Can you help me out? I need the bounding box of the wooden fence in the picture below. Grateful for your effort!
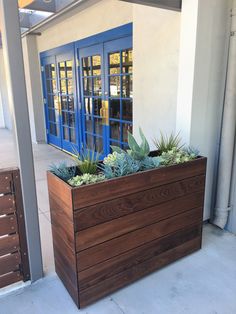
[0,168,30,289]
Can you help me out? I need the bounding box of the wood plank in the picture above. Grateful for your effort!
[0,173,12,194]
[77,207,202,270]
[79,237,201,307]
[78,224,201,290]
[50,198,75,252]
[0,271,22,289]
[74,175,205,231]
[0,195,15,216]
[0,252,21,276]
[75,190,204,251]
[0,215,17,236]
[73,157,207,209]
[12,171,30,282]
[0,234,19,257]
[47,172,73,218]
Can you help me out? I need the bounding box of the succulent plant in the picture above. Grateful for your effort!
[127,128,150,161]
[153,132,183,153]
[49,161,76,181]
[160,147,198,166]
[72,145,100,174]
[68,173,105,186]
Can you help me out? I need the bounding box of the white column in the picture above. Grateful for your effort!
[0,87,5,128]
[0,0,43,281]
[22,35,46,144]
[176,0,231,220]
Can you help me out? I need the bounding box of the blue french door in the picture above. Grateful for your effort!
[79,36,133,156]
[41,49,80,153]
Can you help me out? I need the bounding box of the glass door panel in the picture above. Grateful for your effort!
[79,44,107,157]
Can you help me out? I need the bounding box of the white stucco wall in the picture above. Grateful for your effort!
[133,4,180,146]
[37,0,133,52]
[0,88,5,128]
[177,0,231,220]
[0,49,12,130]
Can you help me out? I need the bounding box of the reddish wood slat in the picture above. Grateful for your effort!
[74,175,205,231]
[0,234,20,257]
[0,195,15,216]
[78,224,201,290]
[79,237,201,307]
[0,271,22,289]
[77,207,202,271]
[76,191,204,251]
[0,215,17,236]
[73,158,207,209]
[0,252,21,276]
[0,173,12,194]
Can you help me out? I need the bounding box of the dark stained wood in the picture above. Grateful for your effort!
[0,214,17,236]
[75,191,204,251]
[0,271,22,289]
[77,207,202,270]
[0,234,19,257]
[79,237,201,307]
[12,170,30,282]
[73,157,207,209]
[0,195,15,216]
[47,156,207,308]
[75,175,205,231]
[0,252,21,276]
[0,172,12,194]
[78,224,201,290]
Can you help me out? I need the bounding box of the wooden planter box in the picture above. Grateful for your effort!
[47,157,207,308]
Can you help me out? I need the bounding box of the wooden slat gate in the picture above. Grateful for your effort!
[0,168,30,288]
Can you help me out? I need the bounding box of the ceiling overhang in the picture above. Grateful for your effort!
[120,0,182,11]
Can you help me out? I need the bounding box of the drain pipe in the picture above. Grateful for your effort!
[213,0,236,229]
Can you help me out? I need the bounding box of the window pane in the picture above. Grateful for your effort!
[110,121,120,140]
[122,75,133,98]
[66,60,73,78]
[82,57,91,76]
[93,77,102,96]
[60,79,66,94]
[94,118,103,136]
[109,52,120,75]
[110,76,121,97]
[85,116,93,133]
[68,96,74,111]
[69,113,75,128]
[83,77,92,96]
[63,127,69,141]
[61,96,67,110]
[94,98,102,116]
[62,111,68,126]
[122,123,132,143]
[110,99,120,119]
[122,50,133,74]
[45,64,55,79]
[49,123,57,136]
[70,128,76,143]
[122,99,132,121]
[95,136,103,153]
[47,95,54,108]
[52,79,57,94]
[84,98,93,115]
[67,79,73,94]
[48,109,55,122]
[59,62,66,78]
[53,95,59,110]
[46,80,52,94]
[92,55,101,76]
[86,133,94,150]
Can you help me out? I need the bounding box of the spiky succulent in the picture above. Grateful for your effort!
[72,145,100,174]
[153,132,183,153]
[49,161,76,181]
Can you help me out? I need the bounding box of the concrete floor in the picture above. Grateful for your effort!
[0,129,236,314]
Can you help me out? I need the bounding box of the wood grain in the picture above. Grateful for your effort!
[0,234,19,257]
[0,271,22,289]
[73,158,207,209]
[77,207,202,270]
[75,191,204,251]
[79,237,201,307]
[0,172,12,194]
[0,252,21,276]
[0,214,18,236]
[74,175,205,231]
[0,195,15,216]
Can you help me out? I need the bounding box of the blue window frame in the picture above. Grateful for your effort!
[40,23,132,156]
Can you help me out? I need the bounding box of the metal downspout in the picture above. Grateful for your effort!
[213,0,236,229]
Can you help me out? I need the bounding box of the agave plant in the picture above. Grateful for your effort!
[72,145,100,174]
[49,161,76,181]
[153,131,183,153]
[127,127,150,161]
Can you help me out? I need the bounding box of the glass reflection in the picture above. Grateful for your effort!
[63,127,69,141]
[110,121,120,140]
[85,116,93,133]
[68,96,74,111]
[110,99,120,119]
[82,57,91,76]
[61,96,67,110]
[84,98,93,115]
[122,50,133,74]
[69,113,75,128]
[93,77,102,96]
[110,76,121,97]
[67,79,73,94]
[109,52,120,75]
[122,99,132,121]
[94,118,103,135]
[62,111,68,126]
[122,75,133,98]
[83,78,92,96]
[94,99,102,116]
[60,79,66,94]
[66,60,73,78]
[70,128,76,143]
[122,123,133,143]
[86,133,94,150]
[92,55,101,76]
[59,62,66,78]
[95,136,103,152]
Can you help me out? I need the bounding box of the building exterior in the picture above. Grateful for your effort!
[0,0,236,238]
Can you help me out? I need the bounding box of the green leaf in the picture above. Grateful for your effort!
[139,127,150,155]
[128,131,140,153]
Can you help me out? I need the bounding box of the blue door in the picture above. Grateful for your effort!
[78,36,133,157]
[41,48,80,153]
